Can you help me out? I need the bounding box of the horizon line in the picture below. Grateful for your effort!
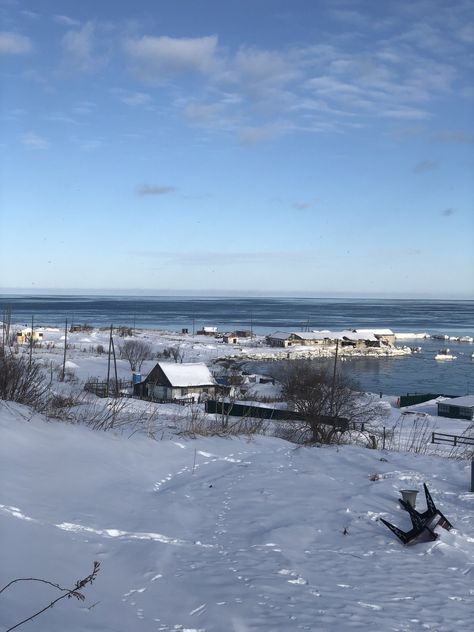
[0,288,472,301]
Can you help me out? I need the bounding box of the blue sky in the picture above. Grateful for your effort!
[0,0,473,298]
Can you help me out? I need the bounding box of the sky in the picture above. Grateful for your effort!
[0,0,473,298]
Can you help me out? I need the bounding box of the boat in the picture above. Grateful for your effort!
[435,348,456,361]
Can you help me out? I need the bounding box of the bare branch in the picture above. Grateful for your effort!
[1,561,100,632]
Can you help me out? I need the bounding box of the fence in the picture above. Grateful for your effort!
[84,379,132,398]
[399,393,458,407]
[204,400,364,431]
[432,432,474,492]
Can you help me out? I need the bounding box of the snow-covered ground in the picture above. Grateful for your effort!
[1,399,474,632]
[1,326,473,631]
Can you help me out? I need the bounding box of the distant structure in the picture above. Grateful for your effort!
[265,329,390,349]
[223,330,253,344]
[437,396,474,421]
[197,326,218,336]
[16,328,44,344]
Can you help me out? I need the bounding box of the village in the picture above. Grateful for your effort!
[7,321,474,425]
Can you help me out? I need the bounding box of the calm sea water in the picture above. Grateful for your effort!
[1,295,473,396]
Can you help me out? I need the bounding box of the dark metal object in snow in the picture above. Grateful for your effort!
[380,483,452,545]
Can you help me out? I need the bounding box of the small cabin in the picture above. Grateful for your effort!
[16,329,44,344]
[144,362,217,401]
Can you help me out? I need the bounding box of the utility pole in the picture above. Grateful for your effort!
[329,338,339,417]
[28,315,34,369]
[106,324,113,397]
[111,331,118,396]
[61,318,68,381]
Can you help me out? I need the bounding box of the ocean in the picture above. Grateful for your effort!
[1,295,473,396]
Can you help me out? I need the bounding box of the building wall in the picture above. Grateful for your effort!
[438,403,474,421]
[147,384,216,400]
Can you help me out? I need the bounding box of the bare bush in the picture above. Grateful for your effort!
[280,361,387,444]
[164,345,184,363]
[46,392,83,420]
[118,326,133,337]
[119,339,153,372]
[384,413,433,454]
[178,405,267,438]
[83,399,128,431]
[0,354,49,411]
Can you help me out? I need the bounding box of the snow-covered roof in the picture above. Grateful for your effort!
[292,332,327,340]
[267,330,379,342]
[157,362,216,387]
[355,328,394,336]
[309,330,378,342]
[440,395,474,408]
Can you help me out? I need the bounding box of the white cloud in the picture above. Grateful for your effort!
[73,101,95,115]
[54,15,81,27]
[21,133,49,149]
[238,125,283,146]
[233,48,300,93]
[125,35,219,80]
[20,10,39,20]
[0,31,33,55]
[61,22,106,72]
[184,101,225,124]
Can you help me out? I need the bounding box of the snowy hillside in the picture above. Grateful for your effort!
[1,402,473,632]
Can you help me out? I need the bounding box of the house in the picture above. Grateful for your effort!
[437,395,474,421]
[223,330,252,344]
[16,328,44,344]
[354,328,396,346]
[197,326,218,336]
[266,331,293,347]
[266,330,380,349]
[144,362,217,401]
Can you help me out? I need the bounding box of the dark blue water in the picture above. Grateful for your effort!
[1,295,473,395]
[1,295,472,336]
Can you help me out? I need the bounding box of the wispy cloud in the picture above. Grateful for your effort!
[431,130,474,144]
[73,101,95,115]
[54,15,81,27]
[184,101,225,124]
[21,132,49,149]
[0,31,33,55]
[120,6,471,141]
[61,22,107,72]
[20,10,38,20]
[414,159,438,173]
[125,35,219,81]
[238,126,281,146]
[137,185,177,196]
